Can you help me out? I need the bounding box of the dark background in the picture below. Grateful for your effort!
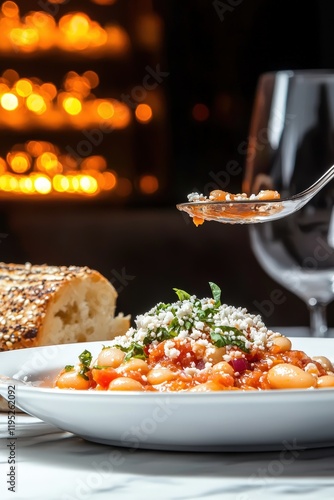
[1,0,334,331]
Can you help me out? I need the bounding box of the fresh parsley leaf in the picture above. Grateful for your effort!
[209,282,221,306]
[78,366,90,380]
[64,365,74,372]
[157,327,178,341]
[197,308,212,321]
[173,288,191,301]
[169,317,179,329]
[77,349,93,380]
[78,349,92,367]
[115,342,147,361]
[143,335,153,346]
[210,326,250,353]
[156,302,169,311]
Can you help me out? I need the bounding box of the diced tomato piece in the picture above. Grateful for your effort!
[211,372,235,388]
[149,339,198,369]
[123,371,147,384]
[148,341,167,364]
[91,368,118,388]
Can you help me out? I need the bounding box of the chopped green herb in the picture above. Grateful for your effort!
[173,288,191,301]
[184,320,192,330]
[78,349,93,380]
[156,302,169,311]
[79,349,92,367]
[64,365,74,372]
[210,326,250,353]
[158,327,178,341]
[108,283,252,361]
[115,342,147,361]
[78,366,90,380]
[209,282,221,306]
[142,325,178,347]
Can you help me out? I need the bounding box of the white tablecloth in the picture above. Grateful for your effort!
[1,328,334,500]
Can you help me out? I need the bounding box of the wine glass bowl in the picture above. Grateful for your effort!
[245,70,334,337]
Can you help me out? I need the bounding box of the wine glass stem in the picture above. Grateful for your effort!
[308,300,328,337]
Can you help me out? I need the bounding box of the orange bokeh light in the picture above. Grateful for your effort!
[2,69,19,83]
[63,96,82,115]
[0,92,18,110]
[83,71,99,89]
[139,175,159,194]
[0,158,7,175]
[40,83,57,100]
[0,71,131,131]
[7,152,31,173]
[102,171,117,190]
[2,1,18,18]
[97,101,114,119]
[34,175,52,194]
[135,104,153,124]
[26,93,46,114]
[36,152,62,175]
[15,78,33,97]
[0,4,130,56]
[79,175,99,194]
[81,156,107,171]
[0,141,120,198]
[26,141,51,157]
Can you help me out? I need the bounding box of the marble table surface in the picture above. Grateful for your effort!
[1,328,334,500]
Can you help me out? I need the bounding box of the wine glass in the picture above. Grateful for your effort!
[244,70,334,337]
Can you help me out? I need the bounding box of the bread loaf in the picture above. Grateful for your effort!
[0,262,130,352]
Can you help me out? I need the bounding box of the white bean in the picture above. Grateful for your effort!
[97,347,125,368]
[212,361,234,376]
[205,347,227,364]
[117,358,149,375]
[147,368,177,385]
[267,363,316,389]
[189,381,224,392]
[271,336,292,352]
[317,375,334,388]
[108,377,144,391]
[312,356,334,372]
[56,370,91,390]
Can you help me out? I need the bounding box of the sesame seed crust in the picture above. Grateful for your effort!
[0,262,95,352]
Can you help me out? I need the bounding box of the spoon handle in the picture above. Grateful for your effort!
[292,164,334,200]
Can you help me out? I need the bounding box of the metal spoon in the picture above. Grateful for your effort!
[176,165,334,225]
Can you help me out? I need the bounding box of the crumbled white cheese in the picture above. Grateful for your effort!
[195,321,205,330]
[109,289,281,355]
[164,340,180,359]
[187,192,206,202]
[190,329,202,340]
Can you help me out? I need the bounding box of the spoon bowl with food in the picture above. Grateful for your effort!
[177,163,334,225]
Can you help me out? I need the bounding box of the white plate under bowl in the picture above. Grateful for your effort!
[0,338,334,452]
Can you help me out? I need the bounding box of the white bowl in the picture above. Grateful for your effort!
[1,337,334,451]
